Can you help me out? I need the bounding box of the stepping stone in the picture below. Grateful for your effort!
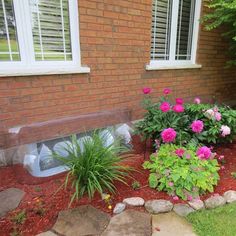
[145,200,173,214]
[152,212,197,236]
[0,188,25,218]
[52,205,110,236]
[37,231,57,236]
[101,210,151,236]
[204,195,226,209]
[173,204,195,217]
[123,197,145,206]
[113,203,126,214]
[188,199,205,210]
[223,190,236,203]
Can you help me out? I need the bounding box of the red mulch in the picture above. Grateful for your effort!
[0,143,236,236]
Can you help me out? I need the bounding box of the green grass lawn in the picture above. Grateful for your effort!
[187,202,236,236]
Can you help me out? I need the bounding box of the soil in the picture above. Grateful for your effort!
[0,141,236,236]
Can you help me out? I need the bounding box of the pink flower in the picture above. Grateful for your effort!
[160,102,171,112]
[220,166,225,170]
[218,155,224,161]
[205,109,215,119]
[187,195,193,201]
[194,97,201,104]
[196,146,212,160]
[142,87,151,94]
[175,98,184,105]
[161,128,177,143]
[191,120,204,133]
[173,196,179,201]
[220,125,231,137]
[169,182,174,187]
[215,112,222,121]
[163,88,171,95]
[185,154,191,160]
[175,148,185,157]
[173,104,184,113]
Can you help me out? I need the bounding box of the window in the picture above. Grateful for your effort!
[0,0,89,76]
[147,0,202,70]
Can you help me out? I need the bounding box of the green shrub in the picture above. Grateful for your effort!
[185,104,236,144]
[131,180,141,190]
[143,144,220,200]
[53,131,131,204]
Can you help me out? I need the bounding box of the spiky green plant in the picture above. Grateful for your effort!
[53,131,131,205]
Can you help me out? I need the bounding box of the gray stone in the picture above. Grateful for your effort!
[188,199,205,210]
[0,150,6,166]
[36,231,57,236]
[204,195,226,209]
[52,205,110,236]
[101,210,151,236]
[0,188,25,217]
[173,204,195,217]
[223,190,236,203]
[152,212,197,236]
[123,197,145,206]
[113,203,126,214]
[145,200,173,214]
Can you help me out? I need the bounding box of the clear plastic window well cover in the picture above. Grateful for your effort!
[20,124,133,178]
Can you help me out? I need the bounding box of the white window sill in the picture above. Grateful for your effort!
[0,66,90,77]
[146,64,202,71]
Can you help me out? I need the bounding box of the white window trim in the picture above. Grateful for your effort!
[0,0,90,77]
[146,0,202,71]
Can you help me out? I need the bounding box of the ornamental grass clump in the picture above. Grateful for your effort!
[53,131,131,205]
[143,144,220,200]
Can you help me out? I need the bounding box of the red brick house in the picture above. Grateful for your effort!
[0,0,236,165]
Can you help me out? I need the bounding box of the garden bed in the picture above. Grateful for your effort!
[0,141,236,236]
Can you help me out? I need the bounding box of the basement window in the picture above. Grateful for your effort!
[0,0,90,76]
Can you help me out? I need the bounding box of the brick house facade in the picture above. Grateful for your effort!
[0,0,236,152]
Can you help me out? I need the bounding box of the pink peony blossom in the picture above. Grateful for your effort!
[191,120,204,133]
[194,97,201,104]
[220,125,231,137]
[160,102,171,112]
[175,148,185,157]
[142,87,151,94]
[169,182,174,187]
[161,128,177,143]
[196,146,212,160]
[187,195,193,201]
[176,98,184,105]
[173,196,179,201]
[163,88,171,95]
[205,109,215,119]
[173,104,184,113]
[215,112,222,121]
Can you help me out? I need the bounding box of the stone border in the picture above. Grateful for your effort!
[114,190,236,216]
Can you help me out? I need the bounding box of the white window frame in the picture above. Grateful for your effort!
[146,0,202,71]
[0,0,90,77]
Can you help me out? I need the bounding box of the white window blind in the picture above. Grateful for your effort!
[0,0,20,61]
[150,0,201,67]
[0,0,89,76]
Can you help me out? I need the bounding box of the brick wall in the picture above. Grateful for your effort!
[0,0,236,142]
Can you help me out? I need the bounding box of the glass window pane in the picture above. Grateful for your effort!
[0,0,20,61]
[175,0,196,60]
[29,0,72,61]
[151,0,172,60]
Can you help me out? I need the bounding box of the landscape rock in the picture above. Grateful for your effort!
[123,197,145,206]
[113,203,126,214]
[0,188,25,218]
[37,231,57,236]
[204,195,226,209]
[188,199,205,210]
[152,212,197,236]
[145,200,173,214]
[101,210,151,236]
[173,204,195,217]
[52,205,110,236]
[223,190,236,203]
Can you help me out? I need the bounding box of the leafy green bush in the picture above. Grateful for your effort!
[202,0,236,66]
[143,144,220,200]
[185,104,236,144]
[54,131,131,204]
